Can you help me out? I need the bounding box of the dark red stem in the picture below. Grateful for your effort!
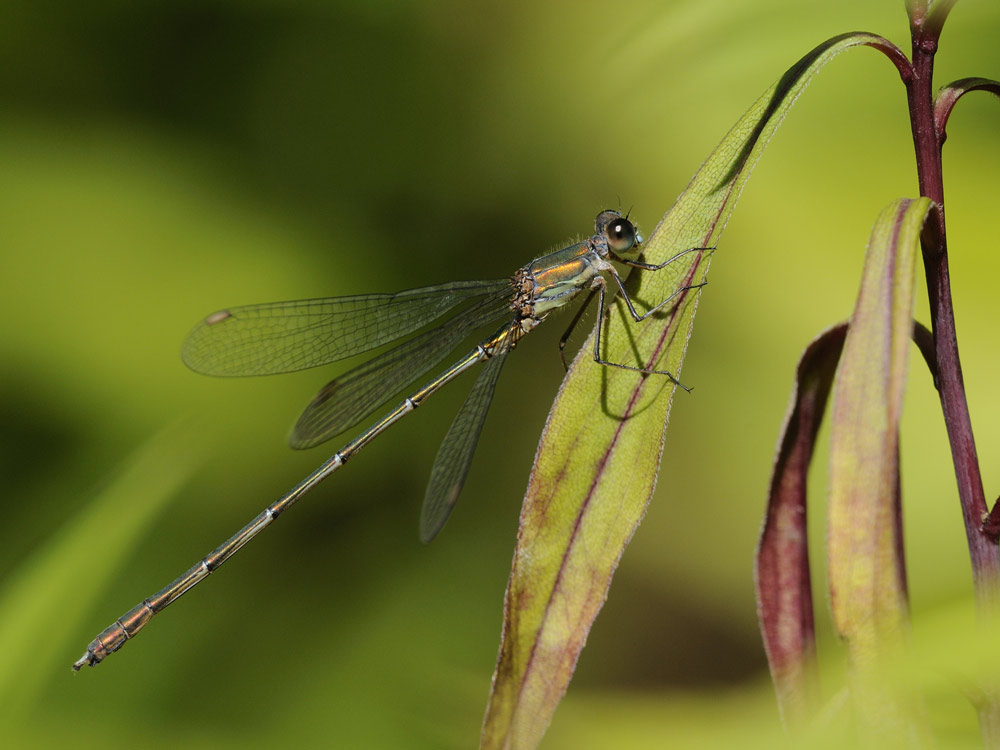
[906,21,1000,606]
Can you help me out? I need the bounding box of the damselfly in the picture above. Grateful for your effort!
[73,209,704,670]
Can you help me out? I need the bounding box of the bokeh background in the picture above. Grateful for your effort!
[2,1,997,747]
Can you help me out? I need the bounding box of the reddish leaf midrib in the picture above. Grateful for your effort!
[502,251,705,743]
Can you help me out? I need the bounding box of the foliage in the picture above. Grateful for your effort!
[1,2,997,749]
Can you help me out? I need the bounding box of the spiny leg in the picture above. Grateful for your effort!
[607,267,708,324]
[606,245,711,323]
[590,278,692,391]
[558,288,597,371]
[613,245,715,272]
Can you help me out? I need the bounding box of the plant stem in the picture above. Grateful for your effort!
[907,6,1000,610]
[905,15,1000,744]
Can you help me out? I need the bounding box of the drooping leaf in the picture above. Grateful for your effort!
[756,323,847,728]
[482,32,909,750]
[827,197,933,744]
[933,77,1000,142]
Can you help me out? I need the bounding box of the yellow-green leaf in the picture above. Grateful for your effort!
[827,197,934,743]
[482,32,906,750]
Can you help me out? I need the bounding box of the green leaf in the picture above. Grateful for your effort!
[827,197,934,743]
[755,320,939,732]
[481,32,906,750]
[0,422,204,724]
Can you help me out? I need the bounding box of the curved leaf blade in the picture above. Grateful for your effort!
[827,197,933,743]
[933,77,1000,142]
[756,323,847,728]
[482,32,905,750]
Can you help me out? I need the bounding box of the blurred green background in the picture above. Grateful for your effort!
[1,1,997,747]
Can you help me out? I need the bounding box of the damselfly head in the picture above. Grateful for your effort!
[601,213,639,256]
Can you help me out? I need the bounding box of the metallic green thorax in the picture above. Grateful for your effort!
[525,241,605,318]
[515,208,643,328]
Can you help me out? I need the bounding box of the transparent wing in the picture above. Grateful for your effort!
[181,279,513,376]
[290,290,514,448]
[419,324,515,543]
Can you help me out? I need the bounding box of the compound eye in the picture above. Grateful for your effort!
[606,218,637,254]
